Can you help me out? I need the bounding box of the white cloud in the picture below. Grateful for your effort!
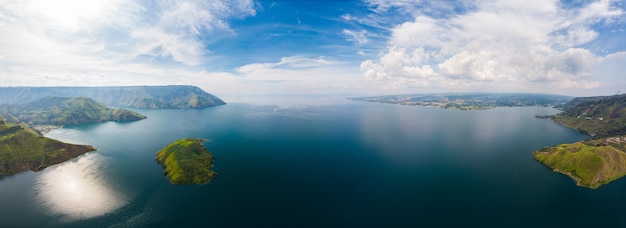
[438,50,498,80]
[360,46,434,80]
[360,0,624,94]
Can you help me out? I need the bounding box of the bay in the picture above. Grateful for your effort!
[2,98,624,227]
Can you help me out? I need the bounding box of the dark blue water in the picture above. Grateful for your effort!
[3,99,623,227]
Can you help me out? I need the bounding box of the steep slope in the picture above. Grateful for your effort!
[552,94,626,137]
[0,117,96,178]
[14,96,146,126]
[0,85,226,109]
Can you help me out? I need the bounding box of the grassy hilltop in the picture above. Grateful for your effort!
[156,138,217,185]
[534,137,626,189]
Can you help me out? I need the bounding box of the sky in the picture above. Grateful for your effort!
[0,0,625,97]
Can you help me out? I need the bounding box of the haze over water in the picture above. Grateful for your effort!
[4,98,624,227]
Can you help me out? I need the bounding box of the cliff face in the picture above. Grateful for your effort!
[0,85,226,109]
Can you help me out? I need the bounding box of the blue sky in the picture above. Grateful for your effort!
[0,0,625,96]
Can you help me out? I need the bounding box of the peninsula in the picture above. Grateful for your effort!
[534,94,626,189]
[534,137,626,189]
[156,138,217,185]
[0,116,96,178]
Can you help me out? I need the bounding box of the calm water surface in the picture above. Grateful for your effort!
[3,99,623,227]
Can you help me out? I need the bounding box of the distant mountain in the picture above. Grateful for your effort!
[552,94,626,138]
[0,117,96,178]
[5,96,146,126]
[0,85,226,109]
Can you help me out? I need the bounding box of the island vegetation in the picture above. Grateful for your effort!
[350,93,572,110]
[0,116,96,178]
[535,94,626,189]
[156,138,217,185]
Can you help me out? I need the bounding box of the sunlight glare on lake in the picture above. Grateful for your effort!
[34,153,127,222]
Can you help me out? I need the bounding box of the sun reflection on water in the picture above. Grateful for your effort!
[34,153,127,222]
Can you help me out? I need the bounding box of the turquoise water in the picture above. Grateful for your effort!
[3,99,621,227]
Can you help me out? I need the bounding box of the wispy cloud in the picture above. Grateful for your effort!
[233,56,364,95]
[237,56,336,74]
[341,29,369,45]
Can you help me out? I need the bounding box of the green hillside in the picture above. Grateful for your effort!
[0,116,96,178]
[552,94,626,138]
[12,96,146,126]
[156,138,217,185]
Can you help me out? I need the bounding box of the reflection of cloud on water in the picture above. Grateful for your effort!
[34,153,127,222]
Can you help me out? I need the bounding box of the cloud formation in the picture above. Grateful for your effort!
[1,0,624,97]
[0,0,256,86]
[360,0,625,94]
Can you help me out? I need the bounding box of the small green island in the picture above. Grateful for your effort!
[534,94,626,189]
[156,138,217,185]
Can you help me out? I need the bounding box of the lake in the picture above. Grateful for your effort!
[3,98,624,227]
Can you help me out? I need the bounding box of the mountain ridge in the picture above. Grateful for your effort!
[0,85,226,109]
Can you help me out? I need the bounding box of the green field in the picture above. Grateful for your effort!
[156,138,217,185]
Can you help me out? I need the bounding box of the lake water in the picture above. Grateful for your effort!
[3,98,625,227]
